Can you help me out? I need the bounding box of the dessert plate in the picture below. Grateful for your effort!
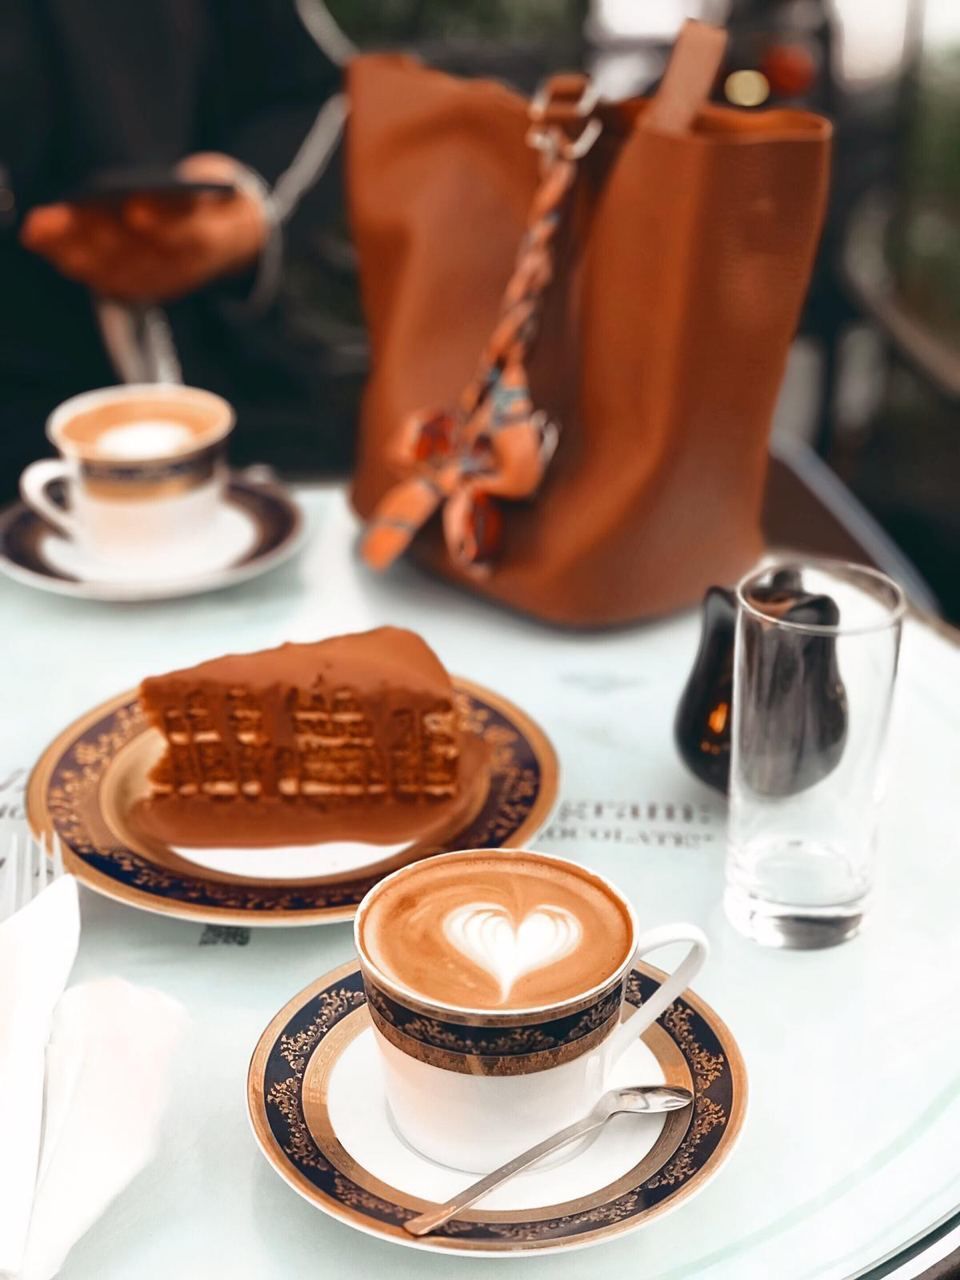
[0,473,304,601]
[247,958,747,1256]
[27,679,557,926]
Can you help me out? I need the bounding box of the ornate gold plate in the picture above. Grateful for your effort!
[247,959,747,1256]
[26,678,557,926]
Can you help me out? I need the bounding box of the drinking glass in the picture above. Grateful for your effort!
[725,559,904,948]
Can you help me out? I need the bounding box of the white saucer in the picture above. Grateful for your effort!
[330,1025,670,1208]
[42,503,257,585]
[0,474,304,601]
[248,960,748,1256]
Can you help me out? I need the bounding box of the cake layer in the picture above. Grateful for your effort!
[137,627,481,847]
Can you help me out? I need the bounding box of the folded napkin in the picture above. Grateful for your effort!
[0,876,80,1278]
[18,977,186,1280]
[0,877,186,1280]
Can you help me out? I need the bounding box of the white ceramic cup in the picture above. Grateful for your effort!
[20,384,235,566]
[355,849,708,1172]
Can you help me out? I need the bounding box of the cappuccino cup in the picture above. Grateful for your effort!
[20,384,234,566]
[355,848,708,1172]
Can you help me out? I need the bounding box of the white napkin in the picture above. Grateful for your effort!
[0,876,80,1278]
[18,977,186,1280]
[0,877,186,1280]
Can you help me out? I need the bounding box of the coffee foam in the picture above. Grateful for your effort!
[443,901,582,1003]
[94,420,196,459]
[55,393,226,460]
[360,852,634,1011]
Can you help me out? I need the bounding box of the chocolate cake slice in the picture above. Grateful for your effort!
[136,627,485,847]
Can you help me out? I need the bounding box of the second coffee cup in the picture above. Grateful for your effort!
[355,848,708,1172]
[19,383,235,567]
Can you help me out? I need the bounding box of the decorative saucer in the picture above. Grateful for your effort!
[0,473,304,601]
[247,958,747,1256]
[26,679,557,926]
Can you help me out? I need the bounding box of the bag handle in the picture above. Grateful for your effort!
[527,74,602,162]
[643,19,728,135]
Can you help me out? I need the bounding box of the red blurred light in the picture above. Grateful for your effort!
[761,44,817,97]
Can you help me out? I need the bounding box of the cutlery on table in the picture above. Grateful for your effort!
[403,1083,694,1237]
[0,826,64,924]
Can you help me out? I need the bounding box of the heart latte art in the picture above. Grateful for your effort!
[443,903,583,1001]
[359,851,634,1010]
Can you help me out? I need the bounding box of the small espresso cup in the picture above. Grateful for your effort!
[20,384,235,565]
[355,848,708,1172]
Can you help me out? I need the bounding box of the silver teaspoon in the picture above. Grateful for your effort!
[403,1083,693,1237]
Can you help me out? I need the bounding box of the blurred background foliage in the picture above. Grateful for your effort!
[894,43,960,347]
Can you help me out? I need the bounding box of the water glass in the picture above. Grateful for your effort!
[725,559,904,948]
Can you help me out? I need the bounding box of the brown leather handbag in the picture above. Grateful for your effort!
[348,22,831,627]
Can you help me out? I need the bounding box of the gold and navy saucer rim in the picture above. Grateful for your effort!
[247,957,748,1254]
[26,677,558,927]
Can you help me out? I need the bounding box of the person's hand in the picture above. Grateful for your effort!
[20,153,269,303]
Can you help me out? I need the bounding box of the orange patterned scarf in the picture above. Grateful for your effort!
[361,76,599,575]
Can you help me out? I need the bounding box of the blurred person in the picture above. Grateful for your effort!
[0,0,353,500]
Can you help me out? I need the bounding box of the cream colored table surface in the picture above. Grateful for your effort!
[1,488,958,1280]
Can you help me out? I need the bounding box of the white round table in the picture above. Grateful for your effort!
[2,487,958,1280]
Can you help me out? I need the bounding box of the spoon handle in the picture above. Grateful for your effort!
[403,1110,608,1237]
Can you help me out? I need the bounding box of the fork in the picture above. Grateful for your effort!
[0,826,65,924]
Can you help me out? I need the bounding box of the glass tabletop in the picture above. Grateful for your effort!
[1,488,957,1279]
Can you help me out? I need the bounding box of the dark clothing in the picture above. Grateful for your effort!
[0,0,353,498]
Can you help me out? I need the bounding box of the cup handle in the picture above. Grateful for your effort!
[606,923,709,1063]
[20,459,77,539]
